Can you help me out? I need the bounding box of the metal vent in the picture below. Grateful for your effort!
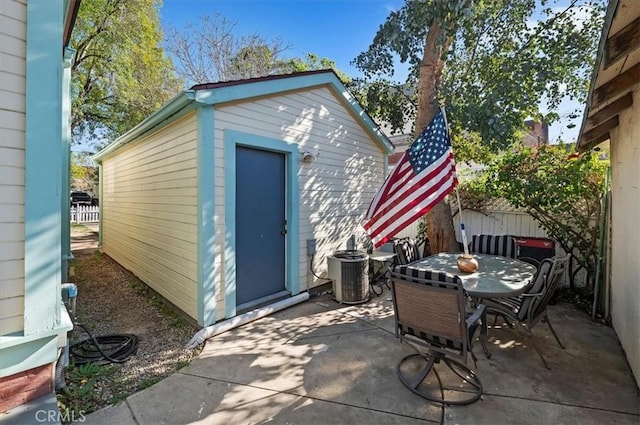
[327,250,369,304]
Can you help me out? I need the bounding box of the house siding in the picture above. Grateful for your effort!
[213,87,386,319]
[101,112,199,319]
[0,0,27,336]
[609,89,640,382]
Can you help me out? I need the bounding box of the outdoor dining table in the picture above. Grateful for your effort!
[396,252,537,298]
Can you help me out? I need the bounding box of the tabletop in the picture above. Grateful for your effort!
[369,251,397,262]
[398,252,537,298]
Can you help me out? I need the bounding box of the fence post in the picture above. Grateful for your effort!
[69,205,99,223]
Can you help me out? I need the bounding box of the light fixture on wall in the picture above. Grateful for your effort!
[300,150,315,162]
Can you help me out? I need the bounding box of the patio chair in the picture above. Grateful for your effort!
[390,269,491,405]
[482,255,570,369]
[470,234,518,258]
[391,236,429,266]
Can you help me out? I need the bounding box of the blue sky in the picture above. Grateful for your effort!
[160,0,406,80]
[158,0,584,143]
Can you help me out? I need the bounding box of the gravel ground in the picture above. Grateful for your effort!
[63,225,201,412]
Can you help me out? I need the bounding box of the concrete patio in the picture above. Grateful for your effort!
[83,290,639,424]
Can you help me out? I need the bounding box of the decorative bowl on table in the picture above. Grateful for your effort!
[457,254,479,273]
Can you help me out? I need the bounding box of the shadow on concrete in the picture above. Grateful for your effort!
[80,289,639,425]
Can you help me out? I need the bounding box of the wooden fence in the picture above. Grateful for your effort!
[394,209,549,241]
[70,206,99,223]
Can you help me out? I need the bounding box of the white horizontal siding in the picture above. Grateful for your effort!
[0,0,26,335]
[214,86,386,312]
[101,112,199,319]
[0,316,23,336]
[0,51,26,76]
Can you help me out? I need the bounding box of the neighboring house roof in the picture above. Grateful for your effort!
[94,69,394,161]
[577,0,640,151]
[523,119,549,146]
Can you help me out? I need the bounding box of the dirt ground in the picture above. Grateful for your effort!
[63,224,201,413]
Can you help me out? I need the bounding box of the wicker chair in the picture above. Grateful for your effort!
[390,269,490,405]
[470,234,518,258]
[483,255,570,368]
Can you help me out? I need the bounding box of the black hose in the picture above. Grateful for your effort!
[310,254,332,284]
[70,323,139,365]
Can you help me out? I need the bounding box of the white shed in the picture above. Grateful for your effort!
[93,70,393,326]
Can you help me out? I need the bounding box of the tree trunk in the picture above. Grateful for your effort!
[417,22,459,253]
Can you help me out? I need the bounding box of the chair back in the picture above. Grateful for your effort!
[392,237,421,265]
[391,270,469,360]
[470,234,518,258]
[530,255,569,320]
[518,255,570,322]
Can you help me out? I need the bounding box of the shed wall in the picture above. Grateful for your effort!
[101,112,199,319]
[610,89,640,383]
[213,87,386,318]
[0,0,26,335]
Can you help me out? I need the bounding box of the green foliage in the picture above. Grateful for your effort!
[468,144,608,288]
[285,53,352,83]
[57,363,116,423]
[71,152,98,191]
[71,0,182,149]
[352,0,605,151]
[137,376,163,390]
[70,161,87,183]
[347,78,416,136]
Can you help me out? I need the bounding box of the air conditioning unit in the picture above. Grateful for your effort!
[327,250,370,304]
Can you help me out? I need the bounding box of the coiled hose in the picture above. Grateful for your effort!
[70,323,139,365]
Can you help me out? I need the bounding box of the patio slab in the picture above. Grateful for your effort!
[445,393,640,425]
[476,303,639,413]
[83,292,639,425]
[190,299,441,420]
[108,372,436,425]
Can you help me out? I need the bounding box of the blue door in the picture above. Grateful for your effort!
[235,146,286,306]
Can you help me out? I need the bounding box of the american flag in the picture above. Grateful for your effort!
[364,110,457,248]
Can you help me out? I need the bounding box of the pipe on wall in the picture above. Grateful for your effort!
[186,292,310,349]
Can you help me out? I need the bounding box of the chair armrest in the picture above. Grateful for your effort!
[518,256,541,267]
[521,291,544,298]
[466,304,487,328]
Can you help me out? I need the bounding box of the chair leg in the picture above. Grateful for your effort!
[479,333,491,359]
[470,349,478,368]
[530,336,551,370]
[408,354,436,390]
[491,312,514,328]
[480,317,491,359]
[544,314,565,349]
[525,324,560,370]
[396,353,483,405]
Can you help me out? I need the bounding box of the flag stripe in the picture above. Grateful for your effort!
[371,177,456,246]
[366,163,456,239]
[366,153,411,218]
[384,163,417,202]
[364,150,454,228]
[364,110,457,248]
[367,167,455,238]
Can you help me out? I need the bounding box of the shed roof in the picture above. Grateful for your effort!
[94,69,394,162]
[577,0,640,151]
